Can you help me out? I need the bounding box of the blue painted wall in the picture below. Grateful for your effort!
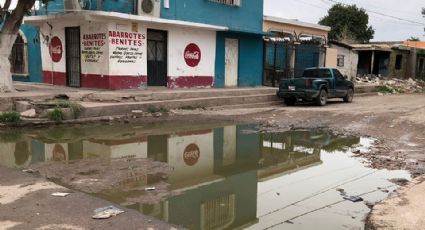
[161,0,263,34]
[12,24,43,83]
[38,0,134,15]
[215,32,263,88]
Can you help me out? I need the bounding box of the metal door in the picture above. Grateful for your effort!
[225,38,239,87]
[65,27,81,87]
[147,29,167,86]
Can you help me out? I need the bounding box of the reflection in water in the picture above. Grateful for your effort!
[0,124,407,230]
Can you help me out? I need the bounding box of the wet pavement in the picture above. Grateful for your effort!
[0,122,410,229]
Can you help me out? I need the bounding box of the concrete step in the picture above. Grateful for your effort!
[80,93,279,118]
[84,87,278,102]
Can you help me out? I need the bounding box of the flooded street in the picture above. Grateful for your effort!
[0,122,410,229]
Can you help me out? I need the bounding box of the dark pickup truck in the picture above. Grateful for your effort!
[277,68,354,106]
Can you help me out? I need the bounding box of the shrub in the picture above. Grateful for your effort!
[48,108,64,122]
[147,105,169,113]
[56,100,83,119]
[0,112,21,123]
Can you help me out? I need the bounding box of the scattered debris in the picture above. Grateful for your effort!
[92,206,124,219]
[144,187,156,191]
[343,196,364,203]
[389,178,410,186]
[356,75,425,94]
[22,169,36,174]
[51,192,71,197]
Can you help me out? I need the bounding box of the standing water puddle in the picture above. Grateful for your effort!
[0,123,410,229]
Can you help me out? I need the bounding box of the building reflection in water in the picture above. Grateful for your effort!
[0,124,360,230]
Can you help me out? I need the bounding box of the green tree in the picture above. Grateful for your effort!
[408,37,420,41]
[319,4,375,43]
[0,0,37,92]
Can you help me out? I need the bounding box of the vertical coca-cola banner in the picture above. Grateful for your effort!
[49,36,63,63]
[184,43,201,67]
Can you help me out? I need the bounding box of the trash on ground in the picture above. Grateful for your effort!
[51,192,71,197]
[92,205,124,219]
[22,169,36,173]
[144,187,156,191]
[343,195,364,203]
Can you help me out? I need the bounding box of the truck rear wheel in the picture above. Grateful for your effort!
[284,97,296,106]
[315,89,327,106]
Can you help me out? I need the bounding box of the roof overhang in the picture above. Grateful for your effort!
[263,16,331,32]
[24,11,228,31]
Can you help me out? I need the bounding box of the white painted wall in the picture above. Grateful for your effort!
[167,131,214,184]
[107,22,147,76]
[39,21,79,73]
[167,26,216,78]
[82,140,148,159]
[80,23,109,76]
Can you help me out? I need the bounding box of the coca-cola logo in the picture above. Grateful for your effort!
[184,43,201,67]
[49,36,63,63]
[183,143,200,166]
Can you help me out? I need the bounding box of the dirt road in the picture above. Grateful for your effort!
[202,93,425,229]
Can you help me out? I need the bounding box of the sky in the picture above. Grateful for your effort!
[2,0,424,41]
[264,0,425,41]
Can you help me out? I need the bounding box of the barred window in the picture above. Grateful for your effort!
[337,55,345,67]
[209,0,241,6]
[9,34,28,75]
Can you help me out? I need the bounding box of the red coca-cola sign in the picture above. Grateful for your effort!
[183,143,200,166]
[184,43,201,67]
[49,36,63,63]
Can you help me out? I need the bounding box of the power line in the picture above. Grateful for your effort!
[321,0,425,26]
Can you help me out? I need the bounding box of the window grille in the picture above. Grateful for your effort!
[9,34,28,75]
[209,0,241,6]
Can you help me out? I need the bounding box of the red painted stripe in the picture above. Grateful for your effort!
[167,76,214,88]
[81,74,110,89]
[42,71,66,86]
[41,72,213,89]
[109,75,147,90]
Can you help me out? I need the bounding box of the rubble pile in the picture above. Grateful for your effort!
[355,75,425,94]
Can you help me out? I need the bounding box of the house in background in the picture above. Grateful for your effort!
[262,16,330,86]
[351,41,425,80]
[19,0,264,90]
[402,41,425,80]
[326,40,358,80]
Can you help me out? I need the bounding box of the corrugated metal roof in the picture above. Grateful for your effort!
[263,16,331,32]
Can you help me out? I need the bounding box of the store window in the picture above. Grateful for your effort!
[9,33,28,75]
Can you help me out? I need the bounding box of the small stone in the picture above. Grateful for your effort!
[131,110,144,114]
[20,109,36,118]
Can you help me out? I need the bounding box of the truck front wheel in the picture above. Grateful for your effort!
[343,88,354,103]
[315,89,328,106]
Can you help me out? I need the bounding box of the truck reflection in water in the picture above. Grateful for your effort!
[0,124,360,230]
